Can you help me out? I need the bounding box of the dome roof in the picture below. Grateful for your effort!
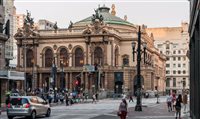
[74,6,133,26]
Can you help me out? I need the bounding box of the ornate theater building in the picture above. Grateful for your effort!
[15,5,166,97]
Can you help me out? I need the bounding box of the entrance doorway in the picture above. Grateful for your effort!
[115,81,123,94]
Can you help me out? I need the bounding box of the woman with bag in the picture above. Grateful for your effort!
[118,99,128,119]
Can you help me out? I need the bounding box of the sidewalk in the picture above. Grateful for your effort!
[111,102,190,119]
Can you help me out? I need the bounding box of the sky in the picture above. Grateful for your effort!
[14,0,190,28]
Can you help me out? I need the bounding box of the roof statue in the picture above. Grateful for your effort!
[68,21,73,29]
[53,21,58,30]
[111,4,116,16]
[92,9,104,23]
[24,10,34,27]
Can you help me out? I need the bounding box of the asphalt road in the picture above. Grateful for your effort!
[0,97,190,119]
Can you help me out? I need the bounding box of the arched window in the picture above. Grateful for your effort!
[45,49,53,67]
[26,49,33,67]
[75,48,84,67]
[60,48,69,67]
[114,48,119,66]
[122,55,129,66]
[94,47,103,66]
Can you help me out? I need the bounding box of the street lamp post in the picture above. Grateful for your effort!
[52,57,57,102]
[132,26,147,111]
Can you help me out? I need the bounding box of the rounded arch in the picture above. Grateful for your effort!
[26,49,34,67]
[72,46,84,67]
[57,46,69,67]
[114,46,119,66]
[44,48,53,67]
[94,46,104,66]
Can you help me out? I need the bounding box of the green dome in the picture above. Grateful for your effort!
[75,6,133,26]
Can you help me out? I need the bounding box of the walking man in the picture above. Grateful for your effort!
[166,93,172,112]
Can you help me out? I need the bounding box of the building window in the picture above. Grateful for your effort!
[173,50,176,54]
[166,57,169,61]
[178,50,181,54]
[60,48,69,67]
[173,70,176,74]
[178,70,181,74]
[94,47,103,66]
[166,78,170,87]
[173,64,176,68]
[166,64,170,67]
[183,57,186,61]
[166,44,170,49]
[166,70,170,74]
[173,78,176,87]
[173,57,176,61]
[75,47,84,67]
[183,78,186,87]
[183,63,186,67]
[115,48,119,66]
[122,55,129,66]
[45,49,53,67]
[178,64,181,67]
[157,44,162,48]
[183,70,186,74]
[26,49,34,67]
[178,57,181,61]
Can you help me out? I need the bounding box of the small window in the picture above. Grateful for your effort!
[178,50,181,54]
[173,78,176,87]
[173,57,176,61]
[173,50,176,54]
[183,57,186,61]
[173,70,176,74]
[173,64,176,68]
[166,44,170,49]
[166,57,169,61]
[166,70,170,74]
[166,64,170,67]
[183,70,186,74]
[178,64,181,67]
[157,44,162,48]
[178,57,181,61]
[178,70,181,74]
[183,64,186,67]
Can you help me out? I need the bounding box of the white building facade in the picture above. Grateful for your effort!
[147,22,189,94]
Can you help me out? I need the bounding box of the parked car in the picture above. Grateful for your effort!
[7,96,51,119]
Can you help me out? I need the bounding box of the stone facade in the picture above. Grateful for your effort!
[15,6,165,97]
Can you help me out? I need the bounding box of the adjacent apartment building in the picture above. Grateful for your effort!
[147,22,189,94]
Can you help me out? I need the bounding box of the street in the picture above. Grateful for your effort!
[0,96,190,119]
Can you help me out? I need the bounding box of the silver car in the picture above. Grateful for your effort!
[7,96,51,119]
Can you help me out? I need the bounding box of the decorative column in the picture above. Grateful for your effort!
[105,72,108,90]
[39,73,42,88]
[69,72,72,91]
[65,72,68,89]
[85,72,88,93]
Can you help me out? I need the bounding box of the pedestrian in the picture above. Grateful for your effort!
[118,98,128,119]
[172,93,176,111]
[175,94,182,119]
[92,94,96,104]
[182,92,188,112]
[129,95,134,102]
[95,93,98,101]
[166,93,172,112]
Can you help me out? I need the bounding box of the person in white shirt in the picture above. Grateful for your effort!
[166,93,173,112]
